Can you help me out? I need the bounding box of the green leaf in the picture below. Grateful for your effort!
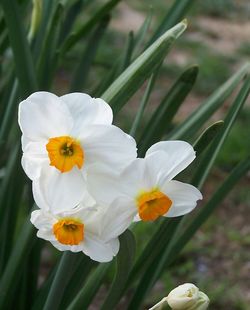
[138,65,199,156]
[0,80,19,147]
[127,219,170,285]
[60,0,122,55]
[66,263,111,310]
[0,217,36,309]
[130,69,159,137]
[102,20,187,114]
[126,76,250,309]
[43,252,84,310]
[0,143,20,222]
[127,218,181,310]
[133,9,152,57]
[193,120,224,157]
[70,15,110,91]
[168,63,250,140]
[37,2,64,89]
[167,157,250,266]
[192,74,250,188]
[101,230,136,310]
[149,0,196,44]
[1,0,37,97]
[60,257,94,308]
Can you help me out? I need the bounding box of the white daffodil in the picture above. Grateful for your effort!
[30,206,120,263]
[88,141,202,222]
[19,92,137,213]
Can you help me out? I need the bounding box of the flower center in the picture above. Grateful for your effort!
[46,136,84,173]
[53,218,84,245]
[136,189,172,221]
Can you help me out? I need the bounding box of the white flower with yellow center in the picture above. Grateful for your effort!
[18,92,137,213]
[87,141,202,222]
[30,206,120,262]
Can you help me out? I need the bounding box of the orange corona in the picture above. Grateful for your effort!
[136,189,172,221]
[53,218,84,245]
[46,136,84,173]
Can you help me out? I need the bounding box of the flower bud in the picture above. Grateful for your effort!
[167,283,209,310]
[149,283,209,310]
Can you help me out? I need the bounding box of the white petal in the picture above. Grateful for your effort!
[32,166,87,212]
[100,197,136,241]
[81,124,137,171]
[161,180,202,217]
[18,91,73,141]
[86,163,136,205]
[146,141,196,181]
[30,209,56,230]
[21,141,48,180]
[82,232,119,262]
[61,93,113,137]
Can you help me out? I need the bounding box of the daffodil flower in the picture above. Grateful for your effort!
[31,205,120,262]
[88,141,202,222]
[19,92,137,212]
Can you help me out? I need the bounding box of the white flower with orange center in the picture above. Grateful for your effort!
[87,141,202,223]
[30,206,120,262]
[18,92,137,212]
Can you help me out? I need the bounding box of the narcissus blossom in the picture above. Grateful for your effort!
[31,206,120,262]
[88,141,202,222]
[19,92,137,212]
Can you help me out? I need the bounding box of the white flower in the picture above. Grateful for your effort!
[19,92,137,213]
[30,205,120,263]
[166,283,210,310]
[88,141,202,223]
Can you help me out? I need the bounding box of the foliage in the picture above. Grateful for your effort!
[0,0,249,309]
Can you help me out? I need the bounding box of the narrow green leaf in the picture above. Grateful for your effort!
[37,2,64,89]
[167,157,250,263]
[0,143,20,222]
[168,63,250,140]
[149,0,196,44]
[1,0,37,96]
[120,31,135,72]
[70,15,110,91]
[193,120,224,157]
[43,252,83,310]
[60,0,122,55]
[127,219,170,285]
[127,76,250,308]
[192,75,250,189]
[127,219,181,310]
[59,0,85,44]
[60,257,94,308]
[138,65,199,156]
[130,69,159,137]
[94,31,135,97]
[133,9,152,57]
[101,230,136,310]
[33,0,56,59]
[102,20,187,114]
[0,217,36,308]
[0,80,19,147]
[67,263,111,310]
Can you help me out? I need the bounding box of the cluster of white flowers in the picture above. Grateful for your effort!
[18,92,202,262]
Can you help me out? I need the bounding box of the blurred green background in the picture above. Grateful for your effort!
[41,0,250,309]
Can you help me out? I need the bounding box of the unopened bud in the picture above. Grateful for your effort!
[149,283,209,310]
